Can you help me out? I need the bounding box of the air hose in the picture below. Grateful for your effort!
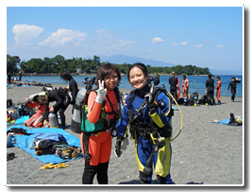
[143,91,183,176]
[164,91,183,143]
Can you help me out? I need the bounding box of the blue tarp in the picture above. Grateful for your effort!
[7,125,82,164]
[172,107,179,111]
[217,118,242,127]
[7,115,30,126]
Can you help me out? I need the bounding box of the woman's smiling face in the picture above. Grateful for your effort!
[129,66,148,89]
[104,70,118,90]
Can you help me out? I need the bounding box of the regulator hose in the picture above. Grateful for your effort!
[165,91,183,143]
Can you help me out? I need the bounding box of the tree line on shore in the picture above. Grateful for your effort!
[7,54,210,76]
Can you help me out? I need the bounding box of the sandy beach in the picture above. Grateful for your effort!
[6,83,243,186]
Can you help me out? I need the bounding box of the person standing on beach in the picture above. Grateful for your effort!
[115,63,174,184]
[175,73,180,99]
[36,90,70,128]
[205,73,215,105]
[215,76,222,104]
[227,77,241,102]
[169,72,178,100]
[182,75,189,98]
[154,74,160,86]
[147,75,154,86]
[60,71,79,111]
[81,63,121,184]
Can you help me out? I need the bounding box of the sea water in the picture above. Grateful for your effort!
[19,75,242,97]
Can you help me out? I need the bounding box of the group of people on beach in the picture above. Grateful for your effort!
[165,72,241,105]
[20,62,241,185]
[24,63,175,184]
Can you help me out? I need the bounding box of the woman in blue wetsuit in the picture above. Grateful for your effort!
[114,63,174,184]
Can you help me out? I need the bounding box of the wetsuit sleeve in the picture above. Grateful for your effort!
[87,91,102,124]
[228,82,232,90]
[45,103,49,121]
[115,95,130,140]
[50,91,63,112]
[148,92,171,128]
[69,79,78,104]
[206,80,208,88]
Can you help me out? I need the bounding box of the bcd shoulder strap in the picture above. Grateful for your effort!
[127,87,173,122]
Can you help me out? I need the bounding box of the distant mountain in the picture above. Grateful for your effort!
[210,68,242,75]
[97,54,175,67]
[89,54,242,75]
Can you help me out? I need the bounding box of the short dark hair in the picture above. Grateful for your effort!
[96,63,121,88]
[60,71,72,81]
[216,76,221,80]
[208,73,213,79]
[127,63,148,82]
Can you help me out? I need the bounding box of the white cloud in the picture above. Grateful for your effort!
[147,50,152,52]
[152,37,164,43]
[172,41,188,46]
[96,28,107,33]
[216,44,224,48]
[194,44,203,48]
[39,28,86,47]
[12,24,44,47]
[89,29,136,54]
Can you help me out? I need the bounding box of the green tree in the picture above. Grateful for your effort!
[7,55,20,74]
[93,55,101,66]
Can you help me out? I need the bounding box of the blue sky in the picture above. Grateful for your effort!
[6,6,243,71]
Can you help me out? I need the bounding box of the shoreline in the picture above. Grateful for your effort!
[7,82,243,98]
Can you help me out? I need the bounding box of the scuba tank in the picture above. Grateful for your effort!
[194,95,198,106]
[71,88,87,133]
[49,112,59,128]
[71,76,96,134]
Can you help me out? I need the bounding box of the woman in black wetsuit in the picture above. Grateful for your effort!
[37,90,70,128]
[205,73,215,105]
[60,71,79,105]
[227,77,241,102]
[153,74,160,86]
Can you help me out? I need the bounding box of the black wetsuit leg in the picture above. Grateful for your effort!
[58,95,70,127]
[170,90,177,101]
[173,90,177,101]
[97,161,109,184]
[231,89,236,101]
[207,90,215,104]
[82,161,98,184]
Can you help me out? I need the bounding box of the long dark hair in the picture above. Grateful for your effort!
[127,63,148,82]
[96,63,121,88]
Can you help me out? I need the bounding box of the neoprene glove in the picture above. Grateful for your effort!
[95,80,107,104]
[114,139,122,157]
[145,92,157,113]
